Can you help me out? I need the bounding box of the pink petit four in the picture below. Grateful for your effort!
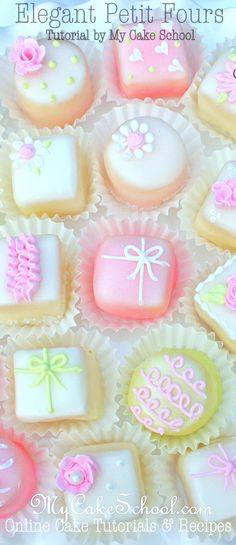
[93,235,176,320]
[113,21,191,99]
[0,431,36,518]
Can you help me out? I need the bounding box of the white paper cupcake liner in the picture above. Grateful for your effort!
[91,101,204,218]
[182,36,236,146]
[0,37,105,132]
[2,327,119,436]
[51,421,163,545]
[0,216,79,339]
[79,216,194,332]
[0,125,100,222]
[119,323,236,454]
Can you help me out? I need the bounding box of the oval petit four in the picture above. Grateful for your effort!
[195,161,236,250]
[93,235,176,320]
[13,346,102,423]
[177,438,236,522]
[10,134,86,217]
[9,37,93,128]
[0,432,36,518]
[128,349,221,436]
[113,21,191,99]
[0,234,64,321]
[194,255,236,352]
[198,48,236,140]
[104,117,188,208]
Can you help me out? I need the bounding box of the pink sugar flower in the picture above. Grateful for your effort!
[216,61,236,103]
[56,455,98,495]
[212,178,236,207]
[9,36,45,76]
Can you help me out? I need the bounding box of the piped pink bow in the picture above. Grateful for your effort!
[192,443,236,492]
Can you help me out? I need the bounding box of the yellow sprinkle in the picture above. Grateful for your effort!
[53,40,60,48]
[148,66,156,73]
[48,60,57,69]
[50,95,57,102]
[40,82,48,90]
[66,76,75,85]
[71,55,79,64]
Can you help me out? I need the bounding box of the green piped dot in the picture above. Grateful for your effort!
[71,55,79,64]
[23,82,30,90]
[148,66,156,73]
[66,76,75,85]
[33,167,41,176]
[53,40,60,48]
[124,38,131,45]
[175,40,181,48]
[48,60,57,69]
[128,73,134,80]
[42,140,52,149]
[50,95,57,103]
[40,82,48,90]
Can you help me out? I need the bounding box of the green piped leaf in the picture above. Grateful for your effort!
[42,140,52,149]
[33,167,41,176]
[202,284,227,305]
[228,52,236,61]
[216,92,228,104]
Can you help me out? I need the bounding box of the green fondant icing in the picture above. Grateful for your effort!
[15,348,83,414]
[201,284,227,305]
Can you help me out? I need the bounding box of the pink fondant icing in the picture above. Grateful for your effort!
[113,21,191,99]
[0,433,36,519]
[56,455,97,494]
[9,36,45,76]
[93,235,176,320]
[212,178,236,208]
[6,235,41,303]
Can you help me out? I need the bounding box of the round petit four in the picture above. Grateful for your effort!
[198,48,236,141]
[195,161,236,250]
[178,438,236,522]
[10,134,86,217]
[113,21,191,99]
[93,235,176,319]
[0,234,64,321]
[9,37,93,127]
[104,117,187,207]
[195,255,236,353]
[128,349,221,436]
[0,432,36,518]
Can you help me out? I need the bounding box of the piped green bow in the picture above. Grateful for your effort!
[15,348,83,414]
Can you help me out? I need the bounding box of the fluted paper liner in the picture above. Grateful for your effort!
[0,217,79,339]
[91,102,204,219]
[79,216,194,332]
[0,425,55,531]
[104,13,205,110]
[182,36,236,145]
[156,432,236,543]
[0,126,100,222]
[178,147,236,251]
[0,38,105,131]
[51,421,163,545]
[2,328,119,436]
[119,323,236,454]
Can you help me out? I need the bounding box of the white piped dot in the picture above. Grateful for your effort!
[106,482,114,491]
[116,459,124,467]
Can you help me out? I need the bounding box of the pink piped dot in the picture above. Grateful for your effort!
[19,143,36,161]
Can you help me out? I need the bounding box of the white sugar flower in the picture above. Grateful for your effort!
[10,136,51,175]
[112,119,154,159]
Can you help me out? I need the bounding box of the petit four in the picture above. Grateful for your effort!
[195,256,236,352]
[9,37,93,127]
[56,442,144,524]
[113,21,191,99]
[93,235,176,319]
[198,49,236,140]
[128,349,221,436]
[0,432,36,518]
[13,346,102,423]
[104,116,188,208]
[178,438,236,522]
[0,234,64,321]
[195,161,236,250]
[10,135,86,217]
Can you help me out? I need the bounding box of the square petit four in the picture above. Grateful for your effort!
[178,439,236,522]
[57,442,144,525]
[194,256,236,352]
[93,235,176,320]
[114,20,191,99]
[0,234,64,321]
[195,161,236,250]
[10,134,86,216]
[198,49,236,140]
[13,346,102,422]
